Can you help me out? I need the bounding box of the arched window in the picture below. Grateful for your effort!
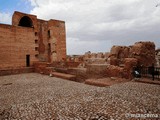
[18,16,33,27]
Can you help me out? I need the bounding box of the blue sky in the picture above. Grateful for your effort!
[0,0,32,14]
[0,0,33,25]
[0,0,160,55]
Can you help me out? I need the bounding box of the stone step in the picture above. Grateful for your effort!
[134,78,160,85]
[51,72,76,81]
[85,78,129,87]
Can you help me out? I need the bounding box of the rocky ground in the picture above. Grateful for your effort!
[0,73,159,120]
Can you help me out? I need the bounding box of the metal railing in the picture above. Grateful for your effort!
[133,66,160,80]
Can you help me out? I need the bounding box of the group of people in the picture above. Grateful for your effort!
[133,64,155,80]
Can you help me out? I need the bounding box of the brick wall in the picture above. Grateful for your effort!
[0,11,66,69]
[48,20,66,62]
[0,24,38,68]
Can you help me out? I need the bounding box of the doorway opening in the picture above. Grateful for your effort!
[48,43,51,62]
[26,55,30,67]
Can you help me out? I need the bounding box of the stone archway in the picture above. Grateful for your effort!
[18,16,33,27]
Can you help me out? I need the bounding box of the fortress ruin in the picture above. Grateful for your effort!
[0,11,159,82]
[0,11,66,69]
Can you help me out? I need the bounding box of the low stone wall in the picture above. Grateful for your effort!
[67,68,87,82]
[33,62,53,75]
[86,64,108,78]
[65,62,82,68]
[85,58,106,64]
[50,61,82,68]
[0,67,34,76]
[105,65,124,78]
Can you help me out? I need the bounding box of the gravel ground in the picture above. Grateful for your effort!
[0,73,159,120]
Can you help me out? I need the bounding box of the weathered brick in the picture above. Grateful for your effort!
[0,11,66,69]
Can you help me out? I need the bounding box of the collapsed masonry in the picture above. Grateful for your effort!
[23,41,155,81]
[66,41,156,79]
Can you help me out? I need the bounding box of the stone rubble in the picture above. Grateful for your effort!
[0,73,159,120]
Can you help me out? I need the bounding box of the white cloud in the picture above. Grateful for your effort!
[67,37,112,55]
[0,12,11,24]
[27,0,160,55]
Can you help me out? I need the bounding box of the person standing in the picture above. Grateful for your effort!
[149,64,155,80]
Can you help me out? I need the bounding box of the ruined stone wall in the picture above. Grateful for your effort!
[48,20,66,62]
[109,46,130,66]
[109,41,155,67]
[37,20,49,62]
[130,41,155,67]
[33,19,66,62]
[0,24,38,68]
